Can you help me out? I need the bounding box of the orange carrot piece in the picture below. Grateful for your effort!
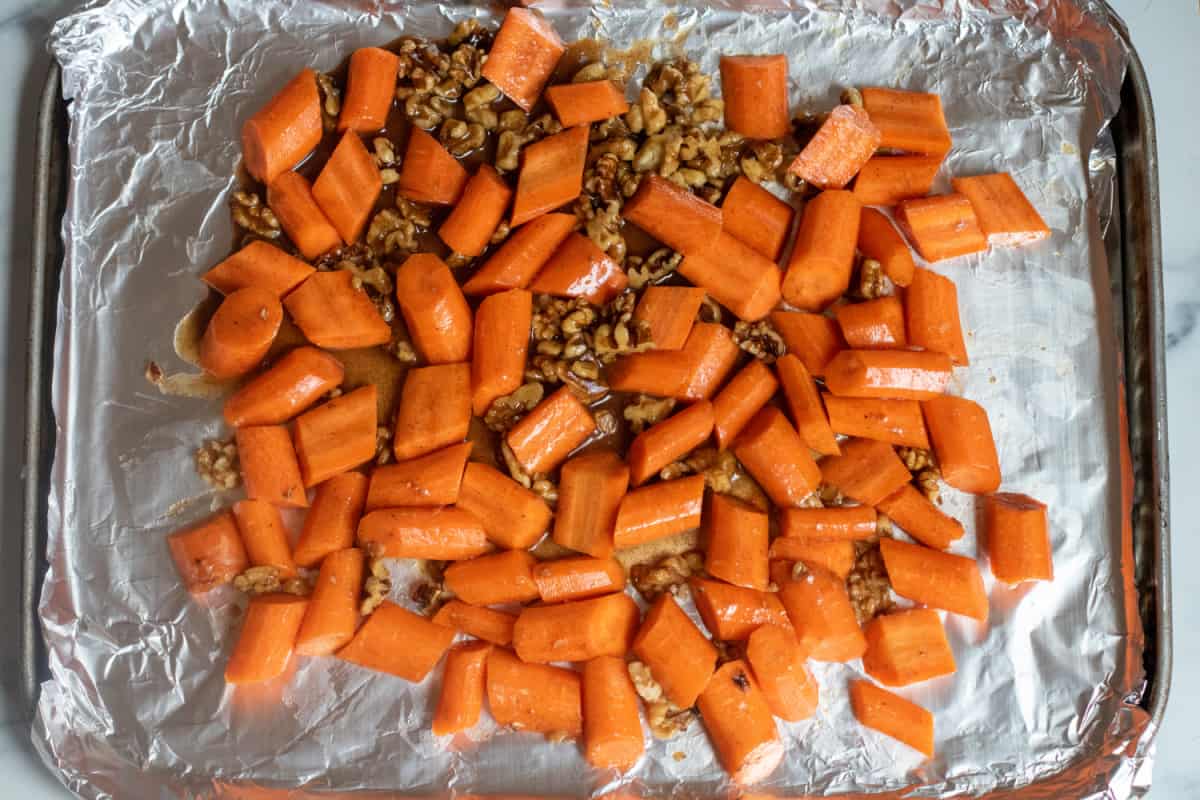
[225,594,309,684]
[849,679,935,757]
[457,461,552,550]
[628,400,714,486]
[487,647,582,736]
[896,194,987,262]
[223,346,344,427]
[392,363,471,461]
[554,450,630,558]
[877,484,963,551]
[863,608,955,687]
[236,425,308,508]
[505,386,596,474]
[241,68,322,184]
[232,498,297,577]
[818,437,911,506]
[857,207,915,287]
[295,547,364,656]
[338,47,401,133]
[394,253,474,364]
[433,600,517,646]
[612,475,705,550]
[481,8,565,112]
[633,594,718,708]
[985,492,1053,584]
[433,641,492,736]
[907,266,968,364]
[284,270,392,349]
[860,87,952,157]
[689,577,792,641]
[396,128,469,205]
[769,538,855,579]
[822,395,931,449]
[513,592,640,662]
[834,296,907,349]
[293,472,368,567]
[853,155,942,206]
[782,190,863,310]
[202,240,315,297]
[770,311,846,378]
[365,442,471,510]
[678,322,741,401]
[293,385,377,487]
[732,407,821,508]
[778,566,866,662]
[697,660,784,785]
[546,80,631,128]
[337,600,456,681]
[952,173,1050,245]
[823,349,953,400]
[774,354,840,456]
[788,105,881,190]
[622,175,723,256]
[444,550,540,606]
[719,55,791,140]
[706,494,770,591]
[746,624,819,722]
[198,287,283,378]
[633,285,706,351]
[533,556,626,603]
[267,171,342,260]
[722,177,794,262]
[168,512,248,594]
[462,213,575,295]
[511,126,589,227]
[779,506,877,541]
[439,165,513,257]
[357,508,490,560]
[530,231,628,304]
[471,288,532,416]
[312,130,382,244]
[712,361,779,451]
[583,655,645,772]
[880,538,988,620]
[605,349,690,398]
[922,395,1001,493]
[678,230,783,322]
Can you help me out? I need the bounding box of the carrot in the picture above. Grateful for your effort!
[862,608,955,687]
[457,462,553,550]
[433,600,517,646]
[628,400,714,485]
[312,130,383,244]
[622,175,723,256]
[225,594,309,684]
[712,361,779,451]
[236,425,308,508]
[689,577,791,641]
[583,655,645,772]
[746,624,819,722]
[505,386,596,474]
[267,171,342,260]
[906,266,968,364]
[533,556,626,603]
[788,105,881,190]
[241,68,322,184]
[895,194,987,262]
[168,512,248,594]
[849,680,934,757]
[546,80,630,128]
[922,395,1001,493]
[365,442,471,510]
[633,285,706,351]
[779,506,877,541]
[480,8,565,112]
[394,253,474,364]
[697,660,784,785]
[677,322,741,401]
[823,349,953,400]
[984,492,1053,584]
[732,407,821,508]
[770,311,846,377]
[778,566,866,662]
[822,395,931,449]
[834,296,907,349]
[880,538,988,620]
[511,126,589,227]
[295,548,364,656]
[951,172,1050,245]
[439,165,513,257]
[338,47,401,133]
[774,355,840,456]
[462,213,575,295]
[392,362,471,461]
[818,437,911,506]
[337,601,456,682]
[232,498,297,577]
[396,128,469,205]
[223,346,344,427]
[632,594,718,708]
[605,349,690,399]
[721,177,794,263]
[612,475,705,550]
[513,592,640,663]
[860,87,952,157]
[857,207,915,287]
[202,240,315,297]
[293,472,368,568]
[782,190,863,310]
[705,494,770,590]
[432,641,492,736]
[852,155,942,206]
[283,270,392,349]
[678,231,783,322]
[769,538,855,579]
[471,288,532,416]
[444,550,540,606]
[487,647,582,737]
[530,231,628,304]
[554,450,630,558]
[357,508,490,560]
[877,484,963,551]
[293,384,377,487]
[719,55,791,141]
[198,287,283,378]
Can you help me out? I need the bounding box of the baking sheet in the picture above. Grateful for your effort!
[34,0,1154,797]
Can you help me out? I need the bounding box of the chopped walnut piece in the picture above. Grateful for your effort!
[361,558,392,615]
[529,294,653,394]
[661,448,770,511]
[484,382,545,433]
[897,447,935,472]
[233,566,281,595]
[231,191,281,241]
[496,113,562,172]
[463,83,501,129]
[841,86,865,108]
[316,72,341,132]
[626,248,682,290]
[387,335,419,364]
[916,467,942,504]
[375,426,393,465]
[531,478,558,507]
[411,560,449,614]
[623,394,676,434]
[629,551,704,602]
[500,439,535,489]
[847,541,894,624]
[595,409,619,437]
[629,660,696,739]
[856,258,892,299]
[195,438,239,490]
[367,198,433,257]
[574,195,627,262]
[733,319,787,363]
[439,118,487,157]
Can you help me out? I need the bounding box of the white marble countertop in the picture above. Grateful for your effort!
[1,1,1196,797]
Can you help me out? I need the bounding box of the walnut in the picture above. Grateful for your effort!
[463,83,501,129]
[500,439,550,491]
[372,137,400,185]
[361,558,392,616]
[623,395,676,434]
[626,88,668,136]
[387,335,419,365]
[733,319,787,363]
[195,438,239,490]
[629,551,704,601]
[661,448,769,511]
[629,661,696,739]
[739,140,790,185]
[916,467,942,504]
[529,294,652,395]
[573,61,625,84]
[375,426,393,466]
[897,447,935,472]
[439,119,487,157]
[531,478,558,507]
[595,409,619,436]
[233,566,312,596]
[411,560,449,614]
[847,541,894,624]
[335,257,393,297]
[367,198,432,257]
[626,248,681,290]
[856,258,892,299]
[484,382,546,433]
[841,86,865,108]
[447,18,492,49]
[490,220,512,246]
[574,195,626,262]
[496,113,562,172]
[230,191,281,241]
[316,72,341,132]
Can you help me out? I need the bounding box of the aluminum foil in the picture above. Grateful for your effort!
[37,0,1151,797]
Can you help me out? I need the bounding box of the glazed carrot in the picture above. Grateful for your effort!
[769,538,855,579]
[880,538,988,620]
[819,437,911,506]
[267,171,342,260]
[471,289,532,415]
[678,322,741,401]
[505,386,596,474]
[295,548,364,656]
[444,550,540,606]
[457,462,552,550]
[746,624,819,722]
[689,577,791,641]
[834,296,907,349]
[223,346,344,427]
[860,87,952,157]
[198,287,283,378]
[622,175,723,256]
[628,401,714,485]
[877,484,963,551]
[857,207,915,287]
[906,266,968,364]
[337,601,456,681]
[612,475,705,550]
[293,384,377,487]
[719,55,791,141]
[487,648,582,736]
[732,407,821,508]
[462,213,575,295]
[822,395,931,449]
[357,508,490,560]
[862,608,955,687]
[774,354,840,456]
[546,80,630,128]
[788,105,881,190]
[513,592,640,662]
[241,68,322,184]
[583,655,645,772]
[392,362,471,461]
[554,450,630,558]
[530,231,628,304]
[632,594,718,708]
[721,176,794,262]
[712,361,779,451]
[770,311,846,378]
[433,600,517,646]
[283,270,392,349]
[823,349,953,400]
[985,492,1053,584]
[782,190,863,310]
[338,47,401,133]
[679,231,783,322]
[706,494,770,591]
[394,253,474,364]
[433,641,492,736]
[225,594,309,684]
[236,425,308,508]
[697,660,784,785]
[439,165,513,257]
[922,395,1001,493]
[511,126,589,227]
[202,240,315,297]
[779,506,877,541]
[605,349,690,398]
[896,194,987,262]
[168,512,248,594]
[396,128,469,205]
[232,498,297,577]
[481,7,566,112]
[633,285,705,351]
[312,130,383,244]
[852,155,942,206]
[778,566,866,662]
[365,442,471,510]
[849,680,934,756]
[952,172,1050,244]
[533,556,626,603]
[293,472,368,567]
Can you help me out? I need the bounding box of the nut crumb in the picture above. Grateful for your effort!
[733,319,787,363]
[195,437,240,491]
[361,558,392,616]
[630,551,704,601]
[847,540,894,624]
[629,660,696,739]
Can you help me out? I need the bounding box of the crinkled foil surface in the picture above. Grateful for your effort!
[38,1,1152,798]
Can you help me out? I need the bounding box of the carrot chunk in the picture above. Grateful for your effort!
[511,126,589,226]
[732,407,821,508]
[713,361,779,451]
[433,600,517,646]
[706,494,770,591]
[338,47,401,133]
[788,105,881,190]
[896,194,987,262]
[241,68,322,184]
[721,176,795,262]
[678,231,783,322]
[633,285,706,351]
[779,506,877,541]
[337,601,456,681]
[746,624,819,722]
[444,550,540,606]
[632,594,718,708]
[679,322,741,401]
[471,288,532,416]
[439,165,513,257]
[168,512,248,594]
[862,608,956,687]
[860,87,952,157]
[622,175,723,256]
[554,450,630,558]
[719,55,791,140]
[907,267,968,363]
[357,508,490,560]
[769,538,855,579]
[824,349,953,400]
[546,80,630,128]
[487,648,582,737]
[232,498,297,577]
[612,475,705,550]
[852,155,942,206]
[782,190,863,310]
[396,128,469,205]
[628,400,714,486]
[225,594,309,684]
[775,354,840,456]
[284,270,392,349]
[778,566,865,662]
[689,577,792,641]
[294,472,368,567]
[365,442,471,510]
[312,130,382,244]
[433,641,492,736]
[237,425,307,508]
[202,240,315,297]
[697,660,784,785]
[505,386,596,474]
[392,363,471,461]
[834,296,907,349]
[481,8,565,112]
[456,462,552,550]
[822,395,930,449]
[770,311,846,378]
[583,655,645,772]
[462,213,575,295]
[880,538,988,621]
[267,171,342,260]
[533,556,625,603]
[952,172,1050,245]
[818,437,911,506]
[857,207,915,287]
[985,492,1053,584]
[293,385,377,487]
[605,349,690,399]
[395,253,474,364]
[877,484,963,551]
[530,231,628,304]
[849,679,935,757]
[198,287,282,378]
[223,346,344,427]
[295,547,364,656]
[514,592,640,663]
[922,395,1001,493]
